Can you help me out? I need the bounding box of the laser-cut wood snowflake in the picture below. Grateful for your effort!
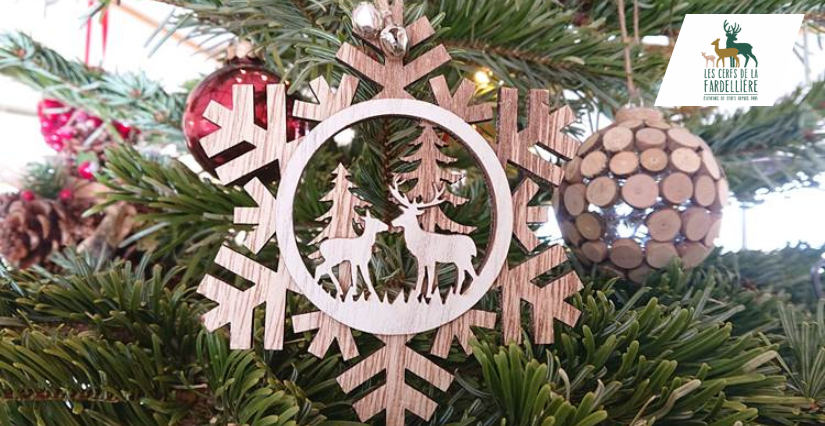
[196,2,583,425]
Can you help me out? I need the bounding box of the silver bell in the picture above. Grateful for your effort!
[379,25,409,58]
[352,2,384,40]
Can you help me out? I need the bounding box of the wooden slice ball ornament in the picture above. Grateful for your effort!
[193,1,584,424]
[555,107,728,283]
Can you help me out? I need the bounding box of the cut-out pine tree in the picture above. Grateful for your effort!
[396,123,474,234]
[310,163,368,293]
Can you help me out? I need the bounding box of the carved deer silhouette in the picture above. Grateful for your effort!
[389,178,477,297]
[711,39,739,68]
[315,211,388,297]
[724,20,757,68]
[701,52,716,68]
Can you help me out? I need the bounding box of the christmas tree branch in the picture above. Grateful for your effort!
[0,32,185,141]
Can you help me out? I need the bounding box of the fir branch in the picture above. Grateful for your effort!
[0,32,185,141]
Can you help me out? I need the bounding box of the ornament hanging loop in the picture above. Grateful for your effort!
[617,0,643,106]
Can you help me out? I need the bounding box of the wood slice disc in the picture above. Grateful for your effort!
[646,120,672,130]
[573,247,592,265]
[616,107,664,123]
[628,264,653,284]
[700,147,721,180]
[681,207,712,241]
[661,172,694,204]
[668,128,702,149]
[610,238,644,269]
[581,151,608,178]
[578,133,601,156]
[636,128,666,150]
[586,177,618,207]
[575,212,603,240]
[619,119,644,129]
[602,127,634,152]
[678,242,711,268]
[560,220,583,246]
[640,148,668,172]
[563,183,587,216]
[564,157,583,183]
[582,241,608,263]
[646,241,679,268]
[670,148,701,174]
[713,178,729,210]
[647,208,681,241]
[622,174,659,208]
[609,151,639,176]
[693,175,716,206]
[704,214,723,246]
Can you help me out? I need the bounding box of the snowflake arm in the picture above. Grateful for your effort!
[198,247,293,350]
[496,88,578,185]
[201,84,298,184]
[293,75,359,122]
[512,177,549,252]
[337,335,453,425]
[430,75,493,123]
[431,310,496,358]
[500,245,582,345]
[293,311,358,360]
[233,178,278,254]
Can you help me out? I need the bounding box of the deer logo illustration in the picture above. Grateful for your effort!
[711,39,739,68]
[701,52,716,68]
[389,178,477,298]
[724,20,757,68]
[315,211,388,297]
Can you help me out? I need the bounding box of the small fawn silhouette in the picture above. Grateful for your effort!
[711,39,739,68]
[315,211,388,298]
[701,52,716,68]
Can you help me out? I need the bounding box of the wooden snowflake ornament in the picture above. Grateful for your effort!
[196,1,584,424]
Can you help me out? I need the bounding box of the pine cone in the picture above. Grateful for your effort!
[0,193,100,269]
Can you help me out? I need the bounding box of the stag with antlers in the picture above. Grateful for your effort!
[389,178,477,298]
[724,20,757,68]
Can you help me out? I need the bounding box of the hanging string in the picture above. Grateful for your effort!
[375,0,404,26]
[617,0,641,103]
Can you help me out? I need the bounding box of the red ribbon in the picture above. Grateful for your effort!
[84,1,110,66]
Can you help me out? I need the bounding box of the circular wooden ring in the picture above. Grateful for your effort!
[701,147,721,180]
[276,99,512,335]
[692,175,716,207]
[668,128,702,149]
[640,148,668,173]
[586,177,618,207]
[578,133,601,156]
[619,119,644,129]
[581,151,608,178]
[681,207,712,241]
[661,172,694,204]
[704,214,723,246]
[575,212,603,240]
[713,178,729,210]
[678,242,711,268]
[628,264,653,284]
[560,220,583,246]
[670,148,702,174]
[563,157,583,183]
[603,126,634,152]
[622,174,659,209]
[636,128,666,150]
[563,183,587,216]
[646,241,679,268]
[647,208,681,242]
[610,238,644,269]
[609,151,640,176]
[582,241,608,263]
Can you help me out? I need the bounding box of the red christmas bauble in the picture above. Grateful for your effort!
[77,161,97,180]
[182,58,306,178]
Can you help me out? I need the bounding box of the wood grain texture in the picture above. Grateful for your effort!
[336,16,449,100]
[293,75,359,122]
[202,84,297,184]
[198,247,293,350]
[293,311,358,360]
[512,177,548,252]
[233,178,278,253]
[496,88,577,184]
[308,163,369,294]
[430,75,493,123]
[396,123,474,234]
[431,309,496,358]
[337,334,453,425]
[500,245,583,345]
